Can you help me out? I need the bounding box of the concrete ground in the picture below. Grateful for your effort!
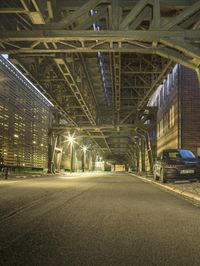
[0,172,200,266]
[2,171,200,203]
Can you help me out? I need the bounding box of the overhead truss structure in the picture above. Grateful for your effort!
[0,0,200,163]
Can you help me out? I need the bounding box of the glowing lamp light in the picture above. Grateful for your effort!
[82,146,88,152]
[67,135,75,144]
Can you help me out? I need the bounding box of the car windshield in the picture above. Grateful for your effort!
[179,149,195,158]
[164,150,196,159]
[167,151,181,159]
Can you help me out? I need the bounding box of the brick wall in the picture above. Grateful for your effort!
[180,66,200,155]
[156,66,180,155]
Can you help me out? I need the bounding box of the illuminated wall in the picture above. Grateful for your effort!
[0,56,50,169]
[149,65,180,155]
[149,64,200,156]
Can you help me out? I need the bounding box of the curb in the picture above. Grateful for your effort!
[131,173,200,202]
[0,180,18,184]
[0,174,52,183]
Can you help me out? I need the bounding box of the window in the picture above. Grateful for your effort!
[168,72,172,91]
[164,80,167,99]
[160,119,163,137]
[179,150,195,158]
[172,65,178,87]
[169,105,175,128]
[164,112,169,133]
[156,95,159,108]
[160,88,163,107]
[157,122,160,138]
[197,148,200,157]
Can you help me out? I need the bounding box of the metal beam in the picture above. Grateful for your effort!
[129,6,152,30]
[0,47,166,54]
[78,54,98,107]
[180,10,200,29]
[119,108,137,124]
[49,0,197,8]
[74,7,107,30]
[52,122,153,131]
[156,48,198,70]
[0,8,26,13]
[160,38,200,61]
[137,60,173,109]
[9,58,77,126]
[119,0,151,30]
[0,30,199,42]
[113,52,121,111]
[112,0,121,30]
[54,58,97,126]
[162,1,200,30]
[20,0,29,11]
[48,0,108,29]
[85,134,105,152]
[150,0,160,30]
[47,0,54,19]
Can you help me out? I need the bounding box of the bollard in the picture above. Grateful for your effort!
[5,167,8,180]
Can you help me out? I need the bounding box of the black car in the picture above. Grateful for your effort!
[153,149,200,183]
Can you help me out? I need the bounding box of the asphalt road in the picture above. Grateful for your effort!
[0,172,200,266]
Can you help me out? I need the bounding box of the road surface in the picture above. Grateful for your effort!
[0,172,200,266]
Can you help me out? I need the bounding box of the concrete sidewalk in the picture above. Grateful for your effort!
[132,173,200,205]
[0,172,55,182]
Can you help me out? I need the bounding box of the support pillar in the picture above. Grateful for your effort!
[70,143,74,173]
[141,137,146,173]
[82,150,85,172]
[145,133,154,173]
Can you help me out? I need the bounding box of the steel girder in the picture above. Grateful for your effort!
[0,0,200,163]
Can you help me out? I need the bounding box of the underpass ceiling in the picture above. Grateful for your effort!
[0,0,200,163]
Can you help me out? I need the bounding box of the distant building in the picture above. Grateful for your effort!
[0,56,51,169]
[149,64,200,156]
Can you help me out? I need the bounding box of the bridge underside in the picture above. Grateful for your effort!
[0,0,200,164]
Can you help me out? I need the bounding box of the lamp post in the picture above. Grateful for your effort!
[67,135,75,173]
[70,142,73,173]
[82,146,87,172]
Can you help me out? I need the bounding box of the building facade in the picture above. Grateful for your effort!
[0,56,51,169]
[149,64,200,156]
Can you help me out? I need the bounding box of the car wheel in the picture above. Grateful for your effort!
[189,179,197,183]
[160,168,167,183]
[153,170,159,181]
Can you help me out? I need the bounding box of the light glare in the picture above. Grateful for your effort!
[82,146,88,152]
[67,135,75,144]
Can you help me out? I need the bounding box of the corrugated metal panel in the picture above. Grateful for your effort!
[0,56,50,168]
